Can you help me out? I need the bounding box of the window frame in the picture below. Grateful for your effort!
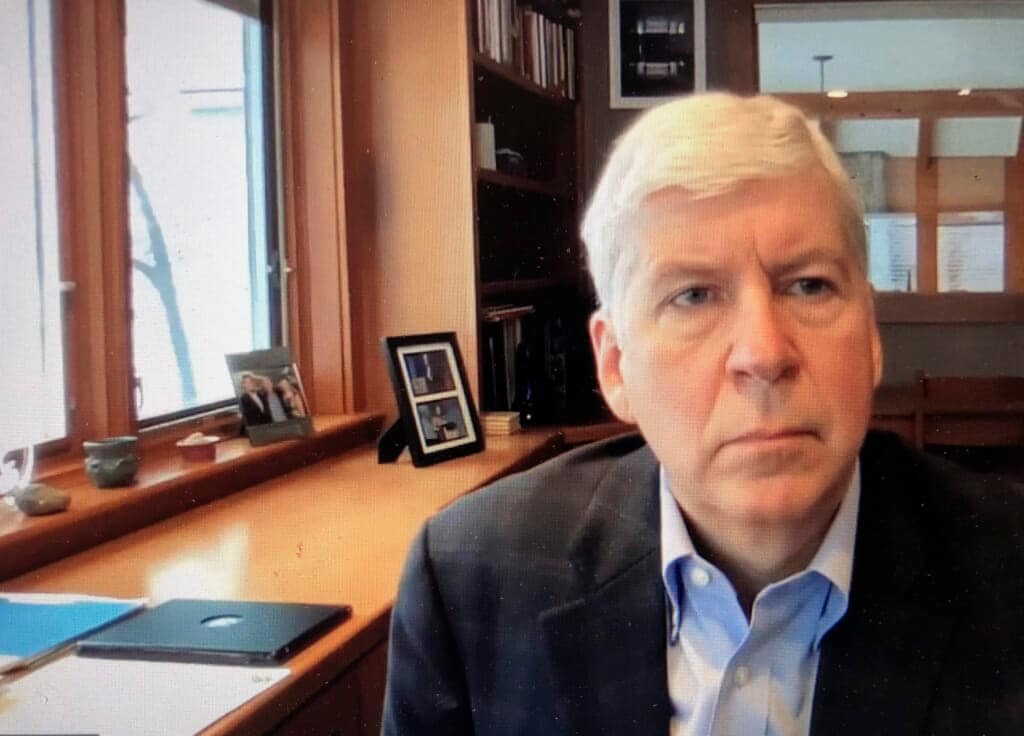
[34,0,353,463]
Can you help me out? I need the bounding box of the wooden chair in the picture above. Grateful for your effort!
[913,371,1024,448]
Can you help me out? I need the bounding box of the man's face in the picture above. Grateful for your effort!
[590,167,882,531]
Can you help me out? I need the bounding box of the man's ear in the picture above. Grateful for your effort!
[866,285,884,389]
[589,310,634,423]
[870,321,884,389]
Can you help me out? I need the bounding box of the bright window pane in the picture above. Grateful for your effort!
[937,211,1005,293]
[0,0,66,449]
[126,0,274,421]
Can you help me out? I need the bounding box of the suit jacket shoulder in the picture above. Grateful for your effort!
[813,431,1024,735]
[385,432,670,735]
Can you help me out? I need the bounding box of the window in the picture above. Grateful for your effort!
[125,0,279,423]
[1,0,66,449]
[3,0,349,462]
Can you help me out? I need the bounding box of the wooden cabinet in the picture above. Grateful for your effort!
[341,0,599,423]
[273,642,388,736]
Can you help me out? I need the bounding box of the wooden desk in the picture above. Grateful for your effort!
[1,430,567,735]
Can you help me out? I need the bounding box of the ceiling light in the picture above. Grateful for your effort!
[826,90,849,99]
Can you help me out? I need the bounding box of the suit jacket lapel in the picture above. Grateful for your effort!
[539,444,671,734]
[812,433,957,735]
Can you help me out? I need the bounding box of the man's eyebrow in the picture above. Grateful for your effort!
[769,247,853,279]
[644,260,728,287]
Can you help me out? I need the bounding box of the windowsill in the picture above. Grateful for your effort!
[0,414,383,582]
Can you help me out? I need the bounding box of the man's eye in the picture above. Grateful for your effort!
[788,277,834,297]
[671,287,714,306]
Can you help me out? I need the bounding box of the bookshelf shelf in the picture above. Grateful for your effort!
[480,277,563,297]
[472,52,574,107]
[476,168,573,199]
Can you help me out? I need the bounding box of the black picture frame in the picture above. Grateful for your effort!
[381,332,484,467]
[226,347,313,446]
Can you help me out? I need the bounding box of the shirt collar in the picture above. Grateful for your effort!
[660,462,860,647]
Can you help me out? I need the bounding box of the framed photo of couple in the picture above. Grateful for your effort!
[226,347,313,446]
[382,332,484,467]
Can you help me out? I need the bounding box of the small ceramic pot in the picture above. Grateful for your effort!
[83,436,139,488]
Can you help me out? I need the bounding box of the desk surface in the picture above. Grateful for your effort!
[1,430,566,734]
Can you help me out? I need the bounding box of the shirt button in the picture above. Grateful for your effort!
[733,666,751,687]
[689,567,711,587]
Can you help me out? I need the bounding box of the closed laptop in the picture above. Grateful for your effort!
[78,598,350,665]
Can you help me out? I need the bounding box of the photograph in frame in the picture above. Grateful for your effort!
[226,347,313,446]
[382,333,484,467]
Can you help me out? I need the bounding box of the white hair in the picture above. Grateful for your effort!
[580,93,866,315]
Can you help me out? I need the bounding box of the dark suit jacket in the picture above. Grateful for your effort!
[383,431,1024,735]
[239,391,272,426]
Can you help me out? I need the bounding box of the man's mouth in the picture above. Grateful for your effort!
[725,428,818,447]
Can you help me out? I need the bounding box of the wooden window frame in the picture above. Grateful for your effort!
[777,90,1024,322]
[37,0,354,467]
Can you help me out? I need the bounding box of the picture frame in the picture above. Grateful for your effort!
[381,332,484,467]
[225,347,313,446]
[609,0,706,109]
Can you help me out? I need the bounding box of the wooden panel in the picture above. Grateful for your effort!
[273,667,360,736]
[937,158,1006,211]
[340,0,479,416]
[53,0,134,440]
[354,641,388,736]
[775,90,1024,120]
[0,415,382,582]
[1007,157,1024,292]
[916,119,938,293]
[277,0,353,414]
[875,293,1024,324]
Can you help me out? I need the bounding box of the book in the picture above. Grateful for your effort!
[0,593,146,672]
[482,411,522,435]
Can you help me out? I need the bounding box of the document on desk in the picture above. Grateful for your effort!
[0,593,146,673]
[0,655,289,735]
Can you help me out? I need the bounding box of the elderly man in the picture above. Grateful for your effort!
[382,94,1024,735]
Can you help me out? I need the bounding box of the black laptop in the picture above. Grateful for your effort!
[77,598,350,665]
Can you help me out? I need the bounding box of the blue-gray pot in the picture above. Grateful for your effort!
[83,436,139,488]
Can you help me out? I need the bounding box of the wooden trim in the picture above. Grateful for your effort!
[1007,157,1024,292]
[0,414,382,582]
[916,118,938,293]
[775,89,1024,119]
[53,0,134,442]
[874,293,1024,323]
[277,0,353,414]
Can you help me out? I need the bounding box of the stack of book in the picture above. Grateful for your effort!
[481,411,522,436]
[482,303,534,413]
[474,1,577,99]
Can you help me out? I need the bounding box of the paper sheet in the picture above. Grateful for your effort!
[0,655,288,736]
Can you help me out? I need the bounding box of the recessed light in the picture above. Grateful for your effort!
[957,88,972,96]
[826,90,849,99]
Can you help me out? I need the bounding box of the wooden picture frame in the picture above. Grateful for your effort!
[381,333,484,467]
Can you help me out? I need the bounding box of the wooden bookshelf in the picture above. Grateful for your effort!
[338,0,594,421]
[469,0,591,421]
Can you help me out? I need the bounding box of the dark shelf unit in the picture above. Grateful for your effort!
[469,1,595,422]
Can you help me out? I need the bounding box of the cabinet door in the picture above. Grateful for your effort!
[273,641,387,736]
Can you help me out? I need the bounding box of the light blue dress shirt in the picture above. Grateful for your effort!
[659,464,860,736]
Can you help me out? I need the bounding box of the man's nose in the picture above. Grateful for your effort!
[724,293,799,385]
